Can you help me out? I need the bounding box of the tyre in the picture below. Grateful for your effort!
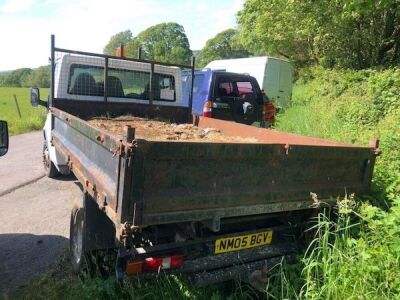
[70,193,117,276]
[42,141,59,178]
[70,195,86,273]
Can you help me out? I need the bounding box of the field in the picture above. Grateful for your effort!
[0,87,47,135]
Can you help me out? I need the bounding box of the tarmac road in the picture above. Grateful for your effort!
[0,131,81,294]
[0,131,44,196]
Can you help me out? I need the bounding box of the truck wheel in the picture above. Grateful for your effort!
[70,196,86,273]
[43,142,59,178]
[70,193,116,275]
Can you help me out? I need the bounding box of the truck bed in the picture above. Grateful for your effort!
[50,107,378,229]
[87,117,258,143]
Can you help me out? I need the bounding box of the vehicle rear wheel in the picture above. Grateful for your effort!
[70,193,117,276]
[70,196,86,273]
[43,141,59,178]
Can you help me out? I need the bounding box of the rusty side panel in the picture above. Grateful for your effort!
[135,139,376,226]
[50,108,131,225]
[195,116,373,148]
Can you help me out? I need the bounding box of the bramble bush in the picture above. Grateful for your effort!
[275,66,400,299]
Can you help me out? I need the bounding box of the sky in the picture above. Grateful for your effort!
[0,0,244,71]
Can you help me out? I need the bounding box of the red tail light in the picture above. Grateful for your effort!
[170,255,185,268]
[263,103,276,124]
[143,257,163,273]
[126,255,185,275]
[203,100,212,117]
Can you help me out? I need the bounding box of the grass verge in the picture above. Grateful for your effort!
[0,87,47,135]
[12,252,268,300]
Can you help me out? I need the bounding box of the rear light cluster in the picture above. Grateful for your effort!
[126,255,185,275]
[203,100,212,117]
[263,102,276,124]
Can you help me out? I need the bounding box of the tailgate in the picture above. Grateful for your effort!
[133,139,376,227]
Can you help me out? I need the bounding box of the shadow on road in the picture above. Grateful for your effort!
[52,173,77,182]
[0,233,69,294]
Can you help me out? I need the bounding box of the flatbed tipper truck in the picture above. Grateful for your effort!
[30,36,379,287]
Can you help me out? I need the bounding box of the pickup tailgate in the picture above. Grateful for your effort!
[134,136,376,226]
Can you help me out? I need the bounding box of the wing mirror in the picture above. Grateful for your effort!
[0,120,9,157]
[30,87,47,107]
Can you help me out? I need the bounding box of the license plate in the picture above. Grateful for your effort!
[215,230,273,254]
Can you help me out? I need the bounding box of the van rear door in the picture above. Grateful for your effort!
[278,62,293,108]
[263,59,280,106]
[212,74,262,125]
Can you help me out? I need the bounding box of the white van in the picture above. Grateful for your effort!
[206,57,293,108]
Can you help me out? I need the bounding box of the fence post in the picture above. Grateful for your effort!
[13,94,21,119]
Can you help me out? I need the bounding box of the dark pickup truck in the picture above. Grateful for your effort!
[30,36,379,287]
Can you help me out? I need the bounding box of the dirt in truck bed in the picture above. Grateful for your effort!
[88,116,258,143]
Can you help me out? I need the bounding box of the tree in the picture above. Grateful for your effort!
[125,38,142,59]
[0,66,50,88]
[135,23,192,65]
[197,29,251,67]
[29,65,50,88]
[0,68,32,87]
[103,30,133,55]
[237,0,400,69]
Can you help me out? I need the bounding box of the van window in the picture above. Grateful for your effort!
[217,81,236,97]
[236,81,254,95]
[67,64,176,101]
[215,75,257,98]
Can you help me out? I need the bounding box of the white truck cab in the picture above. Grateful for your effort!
[55,54,183,105]
[40,53,185,177]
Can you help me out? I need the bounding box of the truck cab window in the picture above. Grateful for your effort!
[68,64,175,101]
[68,65,103,96]
[154,74,175,101]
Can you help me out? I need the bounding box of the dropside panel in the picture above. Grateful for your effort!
[135,140,375,226]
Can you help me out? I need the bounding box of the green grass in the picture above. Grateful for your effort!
[12,252,269,300]
[298,196,400,299]
[274,66,400,298]
[0,87,47,135]
[277,67,400,204]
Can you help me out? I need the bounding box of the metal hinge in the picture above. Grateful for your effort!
[112,140,137,158]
